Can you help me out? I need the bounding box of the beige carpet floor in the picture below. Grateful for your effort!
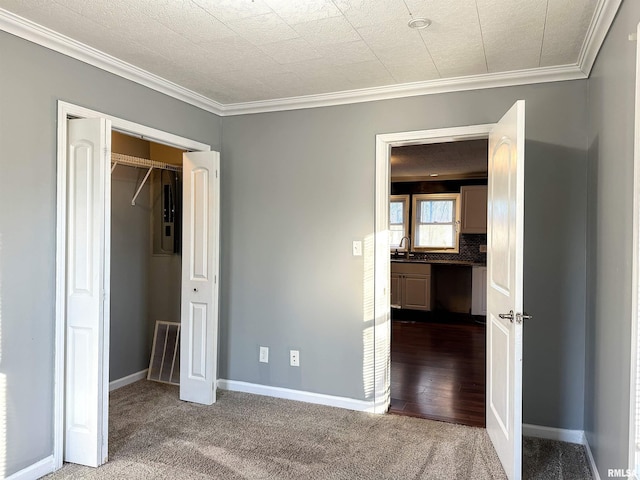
[46,381,592,479]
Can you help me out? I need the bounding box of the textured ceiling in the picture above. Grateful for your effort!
[1,0,599,105]
[391,140,488,180]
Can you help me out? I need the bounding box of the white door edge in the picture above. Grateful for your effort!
[373,123,495,414]
[629,20,640,479]
[54,101,214,470]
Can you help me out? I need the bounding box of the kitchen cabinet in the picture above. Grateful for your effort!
[390,273,402,308]
[471,266,487,315]
[461,185,487,234]
[391,263,432,311]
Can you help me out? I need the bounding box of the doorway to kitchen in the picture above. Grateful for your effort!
[375,103,527,478]
[387,139,488,427]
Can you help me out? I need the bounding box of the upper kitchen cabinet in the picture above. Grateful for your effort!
[460,185,487,234]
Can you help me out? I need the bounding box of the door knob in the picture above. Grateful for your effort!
[498,310,533,324]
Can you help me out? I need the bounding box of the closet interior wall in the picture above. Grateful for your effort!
[110,132,183,382]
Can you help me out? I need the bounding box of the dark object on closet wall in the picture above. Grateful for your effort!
[174,171,182,254]
[160,170,176,253]
[162,182,174,247]
[152,170,182,255]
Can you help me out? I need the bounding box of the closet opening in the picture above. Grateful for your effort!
[110,131,185,390]
[56,101,220,468]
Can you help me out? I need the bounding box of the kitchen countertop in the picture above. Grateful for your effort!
[391,258,486,267]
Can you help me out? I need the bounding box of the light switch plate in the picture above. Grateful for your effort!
[352,240,362,256]
[259,346,269,363]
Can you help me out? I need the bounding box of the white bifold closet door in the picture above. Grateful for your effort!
[180,151,220,405]
[64,118,111,467]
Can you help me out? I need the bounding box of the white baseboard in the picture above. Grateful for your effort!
[5,455,55,480]
[217,379,375,413]
[523,423,586,444]
[583,436,602,480]
[109,369,148,391]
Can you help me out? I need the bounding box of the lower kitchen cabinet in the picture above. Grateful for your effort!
[391,262,432,311]
[471,266,487,315]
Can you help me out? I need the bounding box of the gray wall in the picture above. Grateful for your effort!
[148,255,182,332]
[148,172,182,348]
[110,166,151,381]
[0,31,221,477]
[220,80,589,428]
[110,167,182,382]
[585,0,639,476]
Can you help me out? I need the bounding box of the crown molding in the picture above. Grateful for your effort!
[2,4,618,118]
[219,65,586,116]
[577,0,623,75]
[0,8,225,116]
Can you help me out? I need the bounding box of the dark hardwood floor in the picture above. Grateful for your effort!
[389,312,486,427]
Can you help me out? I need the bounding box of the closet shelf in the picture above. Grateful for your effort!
[111,152,182,172]
[111,153,182,206]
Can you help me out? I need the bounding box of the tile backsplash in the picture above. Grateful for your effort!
[396,234,487,264]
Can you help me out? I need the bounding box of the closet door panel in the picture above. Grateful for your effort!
[65,117,111,467]
[180,151,220,405]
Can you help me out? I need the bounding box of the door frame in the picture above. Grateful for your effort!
[54,101,211,469]
[373,123,495,413]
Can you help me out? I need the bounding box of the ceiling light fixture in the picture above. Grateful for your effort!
[430,173,439,177]
[408,17,432,29]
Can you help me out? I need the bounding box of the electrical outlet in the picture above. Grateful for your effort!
[290,350,300,367]
[352,240,362,256]
[259,346,269,363]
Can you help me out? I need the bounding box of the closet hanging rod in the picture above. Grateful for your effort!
[111,152,182,172]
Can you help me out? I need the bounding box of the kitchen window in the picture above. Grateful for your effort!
[412,193,461,253]
[389,194,409,251]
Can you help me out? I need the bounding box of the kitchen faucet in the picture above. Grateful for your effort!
[398,236,411,258]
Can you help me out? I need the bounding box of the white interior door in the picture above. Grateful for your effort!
[486,100,526,480]
[64,118,111,467]
[180,151,220,405]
